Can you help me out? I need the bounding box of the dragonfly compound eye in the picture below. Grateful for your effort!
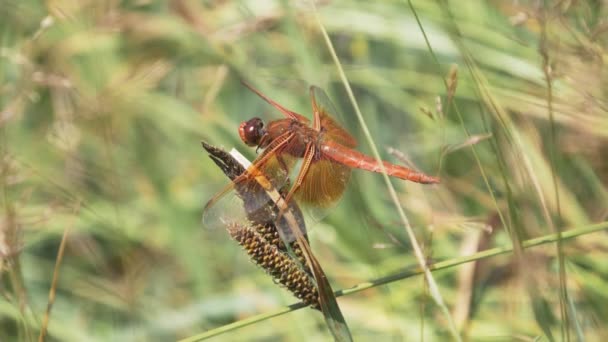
[239,117,265,146]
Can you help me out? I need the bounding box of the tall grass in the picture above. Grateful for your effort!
[1,0,607,341]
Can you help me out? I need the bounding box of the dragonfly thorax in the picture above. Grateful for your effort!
[250,118,321,158]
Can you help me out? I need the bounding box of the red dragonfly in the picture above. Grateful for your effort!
[204,82,439,233]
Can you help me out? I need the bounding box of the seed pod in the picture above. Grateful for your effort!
[254,224,310,275]
[226,223,319,309]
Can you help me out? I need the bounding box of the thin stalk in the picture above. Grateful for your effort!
[310,2,461,340]
[39,203,79,342]
[539,3,570,340]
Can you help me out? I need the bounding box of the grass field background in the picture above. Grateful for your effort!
[2,0,608,340]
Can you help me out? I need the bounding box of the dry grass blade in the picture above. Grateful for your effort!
[441,133,493,155]
[38,203,79,342]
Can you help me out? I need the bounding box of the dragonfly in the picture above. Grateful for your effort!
[203,82,439,240]
[202,141,351,328]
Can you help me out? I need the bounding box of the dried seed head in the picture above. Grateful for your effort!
[226,223,319,309]
[254,224,310,275]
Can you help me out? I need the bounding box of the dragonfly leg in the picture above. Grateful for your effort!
[277,143,316,220]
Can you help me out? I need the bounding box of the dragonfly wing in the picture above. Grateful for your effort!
[242,81,310,124]
[202,139,311,244]
[295,158,351,207]
[201,143,285,232]
[310,86,357,148]
[293,156,351,224]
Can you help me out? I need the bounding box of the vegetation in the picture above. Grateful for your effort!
[1,0,607,340]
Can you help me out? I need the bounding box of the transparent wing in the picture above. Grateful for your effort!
[242,81,310,124]
[202,139,312,244]
[310,86,357,148]
[203,145,295,226]
[293,157,351,225]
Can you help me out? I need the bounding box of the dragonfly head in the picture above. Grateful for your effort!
[239,117,266,147]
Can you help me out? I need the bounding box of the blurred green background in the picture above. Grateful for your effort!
[2,0,608,340]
